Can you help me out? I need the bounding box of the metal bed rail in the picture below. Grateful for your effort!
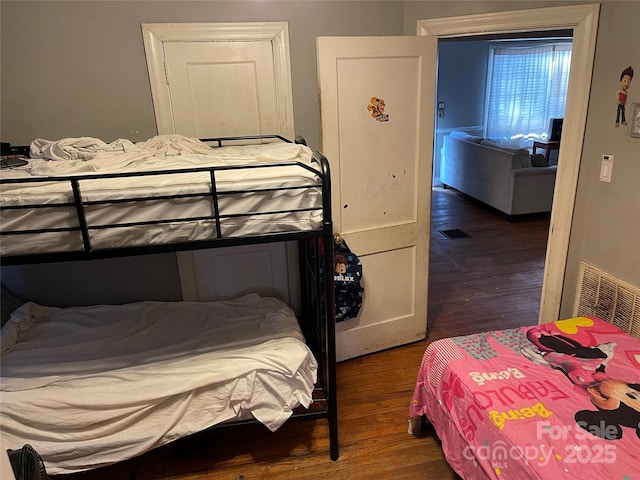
[0,136,330,266]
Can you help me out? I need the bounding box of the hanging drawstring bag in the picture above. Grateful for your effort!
[333,235,364,322]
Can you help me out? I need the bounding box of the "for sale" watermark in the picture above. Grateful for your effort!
[463,420,617,469]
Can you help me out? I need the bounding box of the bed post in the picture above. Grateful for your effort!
[317,153,338,461]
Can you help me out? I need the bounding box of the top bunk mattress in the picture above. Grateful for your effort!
[0,135,325,259]
[0,293,318,474]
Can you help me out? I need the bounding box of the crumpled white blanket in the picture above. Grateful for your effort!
[24,141,314,177]
[30,137,137,161]
[29,134,214,162]
[0,294,318,474]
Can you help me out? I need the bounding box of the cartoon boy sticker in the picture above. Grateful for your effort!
[615,66,634,127]
[335,255,348,275]
[367,97,389,122]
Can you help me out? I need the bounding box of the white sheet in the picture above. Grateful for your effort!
[0,294,318,474]
[29,134,214,163]
[0,139,323,256]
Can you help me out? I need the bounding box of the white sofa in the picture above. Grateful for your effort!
[441,131,557,217]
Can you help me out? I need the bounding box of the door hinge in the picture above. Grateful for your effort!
[163,60,170,85]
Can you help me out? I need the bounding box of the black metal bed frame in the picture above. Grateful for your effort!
[0,134,339,462]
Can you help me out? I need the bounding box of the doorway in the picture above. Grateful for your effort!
[429,32,572,332]
[419,4,600,325]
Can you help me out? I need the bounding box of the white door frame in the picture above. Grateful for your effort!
[418,4,600,325]
[141,22,294,138]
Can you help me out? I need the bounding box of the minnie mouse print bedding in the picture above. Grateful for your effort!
[409,316,640,480]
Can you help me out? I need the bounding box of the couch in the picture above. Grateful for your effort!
[441,131,557,217]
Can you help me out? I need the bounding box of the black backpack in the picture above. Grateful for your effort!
[333,236,364,322]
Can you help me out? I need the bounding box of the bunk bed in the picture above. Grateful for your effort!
[0,134,338,475]
[409,316,640,480]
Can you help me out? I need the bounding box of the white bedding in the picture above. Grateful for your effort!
[0,136,323,257]
[0,294,318,474]
[29,134,215,163]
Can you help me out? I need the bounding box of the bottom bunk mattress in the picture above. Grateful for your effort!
[0,293,318,474]
[409,317,640,480]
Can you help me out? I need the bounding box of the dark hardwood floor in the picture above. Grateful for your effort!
[57,187,550,480]
[427,187,550,341]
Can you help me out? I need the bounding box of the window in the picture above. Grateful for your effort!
[485,41,572,148]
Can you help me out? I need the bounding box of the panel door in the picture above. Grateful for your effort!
[317,36,437,361]
[142,22,294,139]
[142,23,297,308]
[177,243,297,304]
[164,41,281,138]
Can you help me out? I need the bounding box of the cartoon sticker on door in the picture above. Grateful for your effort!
[368,97,389,122]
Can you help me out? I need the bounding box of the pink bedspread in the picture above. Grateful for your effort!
[410,317,640,479]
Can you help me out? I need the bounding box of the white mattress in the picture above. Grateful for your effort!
[0,294,318,474]
[0,139,323,257]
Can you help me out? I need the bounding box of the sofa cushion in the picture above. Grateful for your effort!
[480,139,501,148]
[502,147,532,168]
[479,139,534,168]
[449,131,485,144]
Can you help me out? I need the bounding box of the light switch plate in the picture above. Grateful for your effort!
[599,154,614,183]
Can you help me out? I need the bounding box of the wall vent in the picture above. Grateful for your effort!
[574,261,640,338]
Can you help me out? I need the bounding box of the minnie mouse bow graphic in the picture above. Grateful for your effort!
[522,327,640,440]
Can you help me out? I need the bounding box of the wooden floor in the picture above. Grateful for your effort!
[58,188,550,480]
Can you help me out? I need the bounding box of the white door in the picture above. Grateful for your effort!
[163,41,282,138]
[142,23,298,308]
[317,36,437,361]
[176,243,299,305]
[142,22,294,138]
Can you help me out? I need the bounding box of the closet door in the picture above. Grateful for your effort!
[163,40,280,138]
[142,22,294,138]
[318,36,437,361]
[142,22,298,308]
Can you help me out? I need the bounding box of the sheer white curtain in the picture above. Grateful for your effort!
[486,42,572,148]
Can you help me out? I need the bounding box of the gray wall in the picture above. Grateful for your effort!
[433,40,489,183]
[563,2,640,315]
[436,41,489,132]
[1,0,404,151]
[2,1,639,318]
